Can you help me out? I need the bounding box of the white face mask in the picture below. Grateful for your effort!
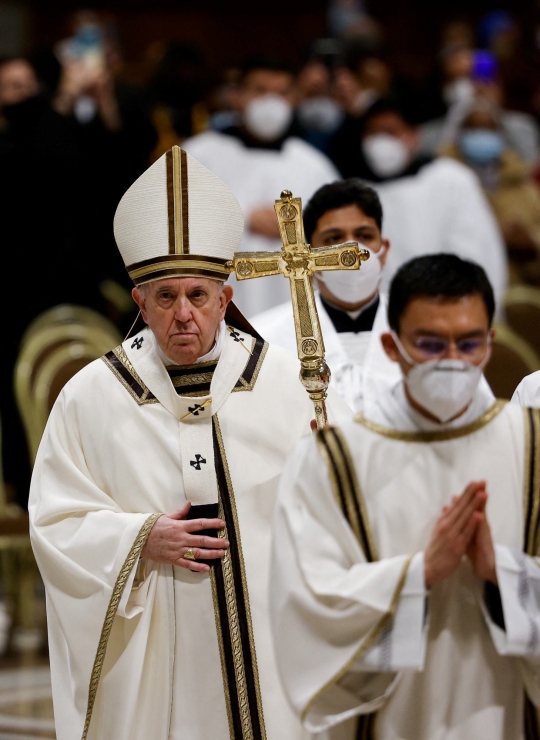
[392,332,490,423]
[243,94,293,141]
[297,96,344,134]
[318,246,384,304]
[362,133,410,178]
[443,77,475,107]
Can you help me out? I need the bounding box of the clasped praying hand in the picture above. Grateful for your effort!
[424,481,497,589]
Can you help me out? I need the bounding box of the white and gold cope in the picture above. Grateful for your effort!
[228,190,369,429]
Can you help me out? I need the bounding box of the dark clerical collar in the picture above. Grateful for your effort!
[321,294,380,334]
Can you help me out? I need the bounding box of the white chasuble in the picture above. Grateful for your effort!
[29,324,351,740]
[271,390,540,740]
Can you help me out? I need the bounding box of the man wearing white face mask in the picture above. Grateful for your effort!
[271,253,540,740]
[252,179,400,412]
[350,97,508,311]
[183,57,340,317]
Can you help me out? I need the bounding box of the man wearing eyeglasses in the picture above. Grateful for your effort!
[270,253,540,740]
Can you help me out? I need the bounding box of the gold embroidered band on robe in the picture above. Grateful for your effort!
[211,416,267,740]
[522,407,540,739]
[227,189,368,429]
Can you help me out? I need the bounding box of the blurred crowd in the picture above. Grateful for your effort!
[2,4,540,502]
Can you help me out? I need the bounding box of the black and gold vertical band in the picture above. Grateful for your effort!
[316,426,378,739]
[523,408,540,556]
[166,145,190,255]
[523,408,540,739]
[357,714,377,740]
[316,427,378,563]
[211,416,266,740]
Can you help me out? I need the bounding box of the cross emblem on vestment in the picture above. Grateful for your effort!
[131,337,144,350]
[226,190,369,429]
[190,454,207,471]
[188,404,206,416]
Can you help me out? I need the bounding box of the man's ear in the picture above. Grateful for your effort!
[132,287,148,323]
[379,238,390,267]
[219,284,234,320]
[380,331,401,363]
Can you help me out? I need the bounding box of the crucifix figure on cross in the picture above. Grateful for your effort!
[226,189,369,429]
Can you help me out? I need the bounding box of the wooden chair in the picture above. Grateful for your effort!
[15,309,121,462]
[505,286,540,358]
[485,323,540,400]
[9,307,121,647]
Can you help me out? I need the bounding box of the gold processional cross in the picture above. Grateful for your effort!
[226,189,369,429]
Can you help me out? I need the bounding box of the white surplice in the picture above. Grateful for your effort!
[182,132,340,317]
[251,292,400,413]
[367,158,508,311]
[271,380,540,740]
[29,322,351,740]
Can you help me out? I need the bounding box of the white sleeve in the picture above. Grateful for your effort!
[441,163,508,313]
[480,545,540,660]
[512,376,538,407]
[353,551,428,672]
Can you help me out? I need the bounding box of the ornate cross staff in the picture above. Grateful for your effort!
[227,189,369,429]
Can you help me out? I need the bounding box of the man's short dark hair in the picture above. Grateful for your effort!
[388,254,496,332]
[239,56,293,83]
[362,96,416,131]
[303,179,383,242]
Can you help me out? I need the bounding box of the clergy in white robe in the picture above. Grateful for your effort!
[353,98,508,309]
[270,254,540,740]
[29,146,350,740]
[182,59,340,318]
[252,180,400,412]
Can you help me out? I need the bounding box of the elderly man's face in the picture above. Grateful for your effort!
[133,277,233,365]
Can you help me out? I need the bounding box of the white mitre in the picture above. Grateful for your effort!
[114,145,244,285]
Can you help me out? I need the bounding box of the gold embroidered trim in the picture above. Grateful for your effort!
[210,566,235,739]
[523,408,540,556]
[231,336,269,394]
[81,513,162,740]
[128,259,231,281]
[171,372,214,388]
[317,427,378,562]
[355,399,506,443]
[102,346,159,406]
[214,417,267,740]
[301,555,413,722]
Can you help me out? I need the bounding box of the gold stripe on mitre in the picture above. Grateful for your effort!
[166,145,190,255]
[127,254,232,285]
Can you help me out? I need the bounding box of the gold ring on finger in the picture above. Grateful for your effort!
[183,547,196,561]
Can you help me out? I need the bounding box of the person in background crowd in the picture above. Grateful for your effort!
[294,48,344,154]
[0,24,156,506]
[440,97,540,285]
[347,97,508,309]
[252,179,399,412]
[329,38,424,177]
[0,58,39,109]
[420,46,539,165]
[183,56,339,317]
[148,40,210,157]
